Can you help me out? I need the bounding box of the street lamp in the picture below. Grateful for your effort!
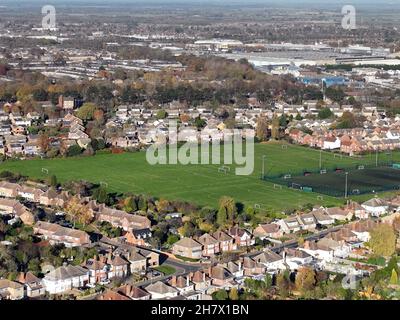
[319,149,322,169]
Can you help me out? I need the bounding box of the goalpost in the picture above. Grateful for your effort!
[100,181,109,188]
[358,165,365,170]
[320,169,327,174]
[218,166,230,174]
[41,168,49,175]
[282,144,288,149]
[283,174,292,180]
[254,204,261,209]
[273,184,283,190]
[317,195,324,200]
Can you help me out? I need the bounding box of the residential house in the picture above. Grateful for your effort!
[361,198,389,217]
[117,285,151,300]
[96,290,131,301]
[0,198,21,215]
[253,223,283,240]
[144,281,179,300]
[83,258,109,284]
[59,95,77,110]
[277,216,303,234]
[327,228,358,243]
[241,256,266,277]
[345,220,378,242]
[0,198,35,225]
[0,280,24,300]
[33,221,91,247]
[312,209,335,226]
[39,189,69,208]
[345,201,369,219]
[13,202,35,225]
[23,142,40,156]
[18,186,44,203]
[322,136,341,150]
[125,228,152,246]
[208,266,235,289]
[326,207,353,221]
[225,261,244,278]
[301,237,351,262]
[26,112,40,121]
[172,237,202,259]
[297,213,317,230]
[96,206,151,231]
[17,272,45,298]
[42,265,89,294]
[227,226,255,247]
[212,230,237,252]
[6,143,24,156]
[137,248,159,267]
[168,275,195,294]
[253,249,284,272]
[188,270,212,292]
[127,250,147,273]
[283,248,314,267]
[108,254,129,279]
[0,181,21,197]
[197,233,220,256]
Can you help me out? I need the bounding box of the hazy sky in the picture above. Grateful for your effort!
[2,0,395,4]
[1,0,397,11]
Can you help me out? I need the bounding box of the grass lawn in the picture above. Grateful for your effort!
[1,141,399,212]
[174,255,201,262]
[153,265,176,275]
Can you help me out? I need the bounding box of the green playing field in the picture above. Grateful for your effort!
[1,142,399,211]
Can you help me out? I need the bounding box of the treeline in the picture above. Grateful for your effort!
[0,54,318,112]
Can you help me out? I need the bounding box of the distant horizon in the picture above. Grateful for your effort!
[0,0,397,12]
[0,0,394,5]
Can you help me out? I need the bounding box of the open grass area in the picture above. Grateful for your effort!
[153,265,176,275]
[1,142,400,212]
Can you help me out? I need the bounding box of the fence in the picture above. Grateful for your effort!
[262,161,400,198]
[263,161,394,180]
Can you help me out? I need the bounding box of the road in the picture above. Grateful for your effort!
[98,224,344,285]
[98,237,202,279]
[132,258,203,287]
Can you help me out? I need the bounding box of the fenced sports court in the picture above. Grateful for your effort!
[264,162,400,197]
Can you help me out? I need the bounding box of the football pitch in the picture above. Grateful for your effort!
[1,142,400,211]
[269,166,400,197]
